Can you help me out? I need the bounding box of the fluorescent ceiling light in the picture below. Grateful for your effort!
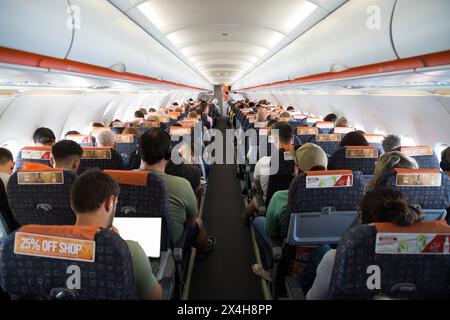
[283,1,318,34]
[138,2,164,29]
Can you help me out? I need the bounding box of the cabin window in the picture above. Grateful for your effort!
[0,140,20,161]
[401,135,416,147]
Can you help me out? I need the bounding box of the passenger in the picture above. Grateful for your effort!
[382,134,402,153]
[33,127,56,146]
[64,130,81,137]
[168,142,202,193]
[50,140,83,175]
[242,122,293,223]
[441,146,450,178]
[122,127,142,139]
[256,110,267,123]
[109,119,124,128]
[287,106,295,112]
[72,169,162,300]
[0,147,14,192]
[323,113,337,122]
[92,122,105,128]
[278,111,292,120]
[148,108,157,114]
[339,131,369,147]
[95,130,117,148]
[139,108,147,116]
[130,110,145,126]
[138,128,216,255]
[251,143,328,276]
[366,151,418,192]
[335,116,349,128]
[304,187,422,300]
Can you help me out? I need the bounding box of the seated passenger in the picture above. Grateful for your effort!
[72,169,162,300]
[0,148,14,192]
[251,143,328,277]
[96,130,117,149]
[33,127,56,146]
[122,127,142,139]
[339,131,369,147]
[366,151,418,192]
[167,142,202,193]
[64,130,81,138]
[335,116,349,128]
[92,122,105,128]
[131,110,145,126]
[287,106,295,112]
[323,113,337,122]
[382,134,401,153]
[304,187,423,300]
[242,122,294,223]
[50,140,83,175]
[441,146,450,178]
[138,128,216,254]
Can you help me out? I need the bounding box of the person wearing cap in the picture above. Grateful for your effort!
[32,127,56,146]
[251,143,328,279]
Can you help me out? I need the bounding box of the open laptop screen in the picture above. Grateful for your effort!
[113,217,161,258]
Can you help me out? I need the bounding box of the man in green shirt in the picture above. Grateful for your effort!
[138,128,216,254]
[252,143,328,279]
[72,169,162,300]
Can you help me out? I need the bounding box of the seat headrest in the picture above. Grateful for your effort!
[305,170,354,188]
[142,121,160,128]
[81,147,112,159]
[316,121,335,129]
[345,146,379,158]
[105,170,149,186]
[297,127,318,135]
[315,134,341,142]
[334,127,354,134]
[400,146,434,157]
[14,225,101,262]
[170,127,192,136]
[168,112,181,119]
[177,120,197,128]
[20,146,52,160]
[91,127,111,136]
[306,117,321,123]
[254,121,268,128]
[114,134,135,143]
[65,135,93,144]
[394,168,442,187]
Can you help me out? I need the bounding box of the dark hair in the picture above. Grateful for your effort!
[267,119,278,127]
[51,140,83,162]
[134,110,145,119]
[271,122,293,145]
[139,128,172,165]
[71,169,120,214]
[33,127,56,145]
[323,113,337,122]
[64,130,81,137]
[359,187,422,226]
[249,102,255,108]
[173,102,179,106]
[148,108,156,113]
[92,123,104,128]
[340,131,369,147]
[287,106,295,111]
[0,147,13,165]
[440,146,450,171]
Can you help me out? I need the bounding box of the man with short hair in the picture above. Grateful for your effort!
[33,127,56,146]
[50,140,83,175]
[72,169,162,300]
[96,130,116,148]
[382,134,402,153]
[441,147,450,178]
[0,147,14,192]
[138,128,216,255]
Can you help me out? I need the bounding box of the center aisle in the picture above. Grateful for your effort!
[189,117,264,300]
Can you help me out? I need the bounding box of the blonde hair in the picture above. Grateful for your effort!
[335,116,349,127]
[122,127,141,138]
[366,151,419,192]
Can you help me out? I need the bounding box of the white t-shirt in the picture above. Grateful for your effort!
[306,249,336,300]
[0,172,10,193]
[253,156,274,198]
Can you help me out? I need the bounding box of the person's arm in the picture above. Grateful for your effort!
[306,250,336,300]
[264,191,286,238]
[183,179,199,228]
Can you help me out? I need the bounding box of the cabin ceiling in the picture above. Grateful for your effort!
[109,0,347,86]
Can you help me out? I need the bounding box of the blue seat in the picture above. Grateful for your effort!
[65,134,95,147]
[400,146,440,169]
[328,146,380,175]
[330,221,450,299]
[115,134,139,168]
[15,146,52,171]
[316,121,335,134]
[7,164,76,226]
[265,149,295,207]
[78,147,124,173]
[0,225,137,300]
[294,127,317,145]
[311,134,342,157]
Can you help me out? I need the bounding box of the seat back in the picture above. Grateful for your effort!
[385,168,450,219]
[328,146,379,175]
[316,121,335,134]
[114,134,139,168]
[265,149,295,207]
[65,134,95,147]
[330,221,450,299]
[7,163,76,226]
[15,146,52,171]
[0,225,136,300]
[312,134,342,156]
[78,147,124,173]
[364,134,385,151]
[104,170,172,251]
[0,179,19,233]
[294,126,317,145]
[400,146,440,169]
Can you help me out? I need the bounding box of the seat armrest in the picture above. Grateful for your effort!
[285,276,306,300]
[173,228,189,263]
[271,238,283,262]
[155,250,171,282]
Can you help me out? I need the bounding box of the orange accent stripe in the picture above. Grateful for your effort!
[345,146,377,150]
[375,221,450,233]
[395,168,441,174]
[22,146,52,151]
[236,50,450,91]
[306,170,352,176]
[0,47,209,91]
[105,170,148,187]
[20,162,61,172]
[82,147,111,151]
[19,225,100,241]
